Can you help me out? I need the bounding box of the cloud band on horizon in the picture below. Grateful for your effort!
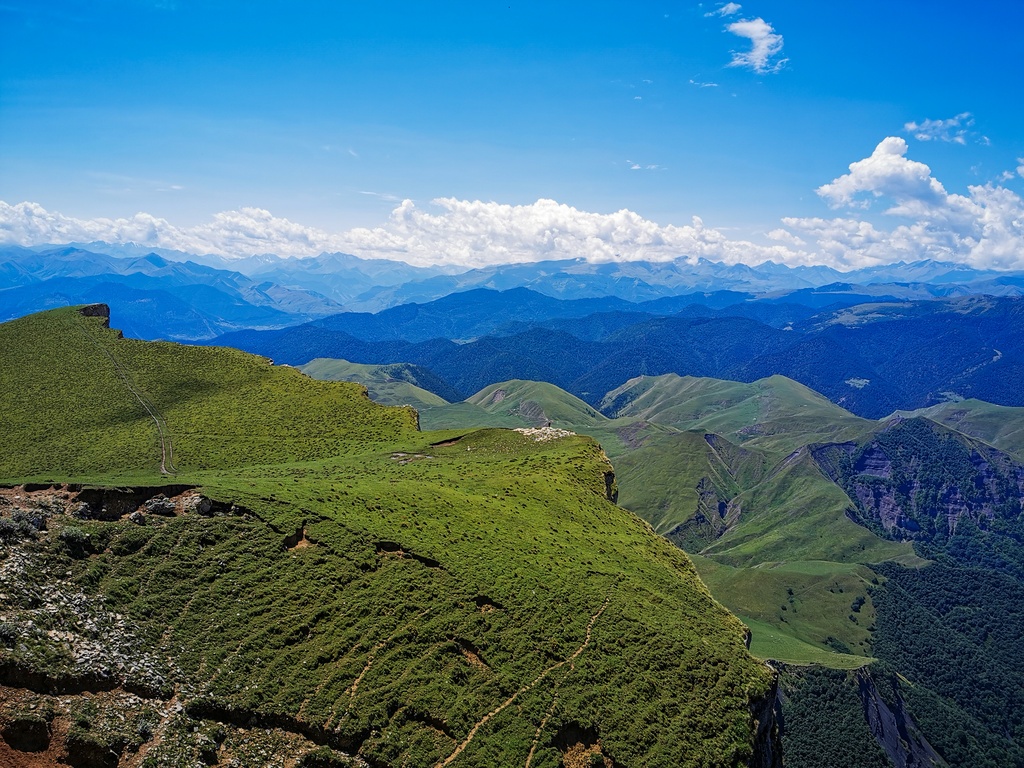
[1,139,1022,271]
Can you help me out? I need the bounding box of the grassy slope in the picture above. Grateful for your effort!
[701,451,915,567]
[0,310,418,481]
[0,307,773,768]
[299,358,449,409]
[901,398,1024,460]
[283,366,932,667]
[692,556,882,667]
[602,373,875,458]
[466,380,607,428]
[608,430,741,535]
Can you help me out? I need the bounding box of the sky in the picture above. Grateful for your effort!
[1,1,1023,269]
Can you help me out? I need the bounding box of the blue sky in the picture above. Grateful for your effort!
[1,1,1023,268]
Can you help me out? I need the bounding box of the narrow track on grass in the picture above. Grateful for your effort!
[71,312,177,475]
[524,688,561,768]
[438,588,615,768]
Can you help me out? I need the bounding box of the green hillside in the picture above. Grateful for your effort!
[467,380,608,428]
[0,306,775,768]
[602,374,875,457]
[901,398,1024,460]
[0,308,419,482]
[300,357,452,409]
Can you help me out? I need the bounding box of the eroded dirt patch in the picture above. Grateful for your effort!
[0,484,229,526]
[0,686,364,768]
[453,639,489,672]
[550,723,612,768]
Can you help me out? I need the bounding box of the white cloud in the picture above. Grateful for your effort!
[772,138,1024,269]
[342,198,802,268]
[705,2,742,17]
[816,137,947,211]
[689,78,720,88]
[0,198,801,268]
[0,201,356,259]
[904,112,975,144]
[1018,158,1024,178]
[726,17,786,73]
[766,228,805,246]
[3,140,1022,271]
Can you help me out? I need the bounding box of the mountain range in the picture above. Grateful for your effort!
[217,289,1024,419]
[0,245,344,339]
[7,241,1024,322]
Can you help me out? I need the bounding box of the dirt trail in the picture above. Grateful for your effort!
[438,590,614,768]
[70,312,176,475]
[523,692,560,768]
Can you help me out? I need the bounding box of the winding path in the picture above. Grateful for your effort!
[71,312,177,475]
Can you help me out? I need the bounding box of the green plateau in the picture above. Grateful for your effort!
[0,306,777,768]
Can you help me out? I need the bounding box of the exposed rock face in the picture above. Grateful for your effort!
[811,419,1024,542]
[852,446,892,478]
[603,470,618,503]
[78,303,110,323]
[144,495,177,516]
[856,669,944,768]
[666,476,734,550]
[71,485,197,521]
[749,674,782,768]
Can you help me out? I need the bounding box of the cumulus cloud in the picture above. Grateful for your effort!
[0,201,355,259]
[1018,158,1024,178]
[766,228,805,246]
[904,112,975,144]
[770,138,1024,269]
[705,2,742,17]
[0,198,803,268]
[782,182,1024,271]
[3,139,1023,271]
[726,17,786,73]
[341,198,802,268]
[816,137,948,211]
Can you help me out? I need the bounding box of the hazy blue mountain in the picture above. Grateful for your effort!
[0,245,343,338]
[340,256,1024,311]
[343,257,833,309]
[213,292,1024,418]
[30,242,1024,311]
